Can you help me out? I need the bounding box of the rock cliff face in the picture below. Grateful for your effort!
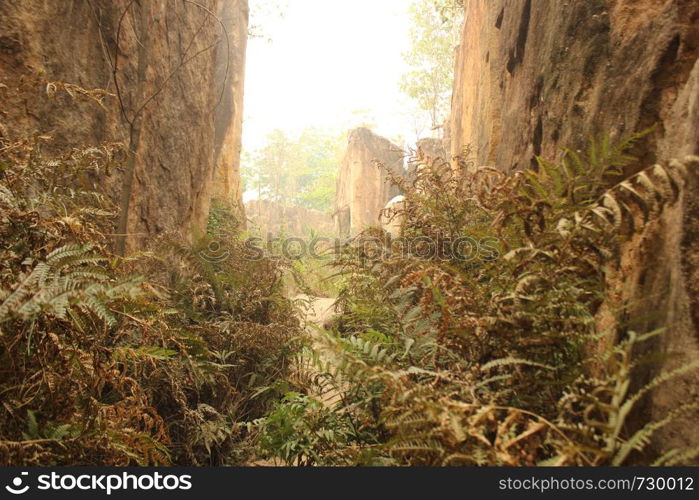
[450,0,698,172]
[450,0,699,455]
[333,128,405,237]
[416,138,447,163]
[0,0,248,250]
[213,0,248,226]
[245,200,334,238]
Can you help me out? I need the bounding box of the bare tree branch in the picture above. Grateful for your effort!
[111,0,232,254]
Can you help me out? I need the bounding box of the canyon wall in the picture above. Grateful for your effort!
[0,0,248,250]
[450,0,698,173]
[213,0,249,227]
[333,128,405,237]
[245,199,334,238]
[416,138,447,163]
[451,0,699,457]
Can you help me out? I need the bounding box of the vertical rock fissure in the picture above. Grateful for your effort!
[506,0,531,75]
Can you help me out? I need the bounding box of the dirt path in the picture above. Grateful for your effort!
[249,295,339,466]
[297,295,336,330]
[293,295,342,407]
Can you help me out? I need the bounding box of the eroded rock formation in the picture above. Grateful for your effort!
[333,128,405,237]
[245,200,334,238]
[450,0,698,172]
[451,0,699,456]
[0,0,248,250]
[416,138,447,163]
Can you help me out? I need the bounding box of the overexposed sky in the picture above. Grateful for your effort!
[242,0,426,151]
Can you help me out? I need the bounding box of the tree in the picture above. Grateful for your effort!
[400,0,463,134]
[246,129,296,205]
[107,0,229,255]
[294,129,344,211]
[242,128,343,212]
[248,0,287,41]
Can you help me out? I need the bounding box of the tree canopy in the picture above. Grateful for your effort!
[242,128,344,212]
[400,0,463,133]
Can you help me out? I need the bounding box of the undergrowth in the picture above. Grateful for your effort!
[3,82,697,467]
[253,135,699,466]
[0,123,302,465]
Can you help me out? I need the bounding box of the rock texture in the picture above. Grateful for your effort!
[380,195,406,239]
[333,128,405,237]
[450,0,699,458]
[416,138,447,163]
[450,0,698,173]
[0,0,249,250]
[245,199,334,237]
[213,0,249,226]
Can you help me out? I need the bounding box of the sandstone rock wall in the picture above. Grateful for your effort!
[213,0,248,227]
[245,200,334,238]
[0,0,248,250]
[450,0,698,172]
[333,128,405,237]
[450,0,699,457]
[416,138,447,163]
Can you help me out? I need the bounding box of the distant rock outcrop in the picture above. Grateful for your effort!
[333,128,405,237]
[380,195,405,239]
[246,200,334,238]
[416,138,447,163]
[450,0,699,457]
[0,0,249,250]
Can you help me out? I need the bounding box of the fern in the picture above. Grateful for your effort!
[299,135,699,466]
[0,244,141,327]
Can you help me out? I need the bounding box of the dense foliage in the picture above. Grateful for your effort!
[254,137,699,466]
[0,129,302,465]
[242,128,343,212]
[3,81,697,467]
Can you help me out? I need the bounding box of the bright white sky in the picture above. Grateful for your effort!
[242,0,427,153]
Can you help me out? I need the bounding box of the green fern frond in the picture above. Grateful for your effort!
[652,444,699,466]
[613,399,699,465]
[0,185,17,208]
[480,357,555,372]
[618,360,699,425]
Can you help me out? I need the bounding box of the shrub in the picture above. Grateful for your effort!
[0,125,302,465]
[264,136,699,466]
